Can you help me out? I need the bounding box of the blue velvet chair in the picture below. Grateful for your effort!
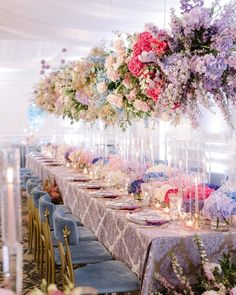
[53,208,115,287]
[53,208,140,293]
[20,168,32,175]
[26,178,42,253]
[39,197,102,284]
[26,177,42,196]
[33,188,73,268]
[20,168,32,190]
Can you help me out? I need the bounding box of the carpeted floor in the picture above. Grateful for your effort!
[0,196,45,294]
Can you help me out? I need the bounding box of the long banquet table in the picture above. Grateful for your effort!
[27,156,236,294]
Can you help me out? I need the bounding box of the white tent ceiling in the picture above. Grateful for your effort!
[0,0,177,71]
[0,0,228,72]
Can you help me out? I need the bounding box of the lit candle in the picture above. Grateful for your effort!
[155,202,161,209]
[7,167,16,245]
[194,176,199,215]
[178,160,182,189]
[163,207,170,214]
[185,219,194,227]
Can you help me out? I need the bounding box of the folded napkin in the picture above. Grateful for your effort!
[145,219,168,226]
[120,205,140,210]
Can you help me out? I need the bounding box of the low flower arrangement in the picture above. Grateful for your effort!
[43,178,63,205]
[202,188,235,230]
[29,280,97,295]
[152,235,236,295]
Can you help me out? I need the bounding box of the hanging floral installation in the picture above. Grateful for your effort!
[33,0,236,129]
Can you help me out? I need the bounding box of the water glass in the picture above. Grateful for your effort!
[169,193,182,221]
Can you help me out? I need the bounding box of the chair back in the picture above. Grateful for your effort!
[53,208,79,246]
[53,208,79,286]
[26,177,41,195]
[33,189,49,209]
[39,194,55,230]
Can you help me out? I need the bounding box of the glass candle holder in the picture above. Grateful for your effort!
[0,148,22,294]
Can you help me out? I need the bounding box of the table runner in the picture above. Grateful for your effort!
[27,156,236,294]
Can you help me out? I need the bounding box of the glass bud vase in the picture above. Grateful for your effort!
[210,217,230,232]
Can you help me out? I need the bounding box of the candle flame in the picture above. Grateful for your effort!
[7,168,13,183]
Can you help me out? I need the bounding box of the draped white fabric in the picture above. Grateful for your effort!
[0,0,177,69]
[0,0,231,135]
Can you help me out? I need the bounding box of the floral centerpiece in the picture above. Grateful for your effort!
[29,280,97,295]
[34,0,236,128]
[152,235,236,294]
[68,149,93,169]
[202,190,235,230]
[129,0,236,127]
[43,178,63,204]
[104,36,156,129]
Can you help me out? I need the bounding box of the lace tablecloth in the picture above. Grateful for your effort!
[27,156,236,295]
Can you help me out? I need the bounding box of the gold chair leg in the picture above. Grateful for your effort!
[28,213,32,252]
[33,221,38,260]
[40,240,45,278]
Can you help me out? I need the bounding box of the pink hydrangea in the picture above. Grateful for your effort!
[128,56,144,76]
[152,40,168,55]
[230,287,236,295]
[132,43,142,56]
[138,32,154,52]
[79,151,92,165]
[0,289,16,295]
[146,87,162,101]
[48,291,64,295]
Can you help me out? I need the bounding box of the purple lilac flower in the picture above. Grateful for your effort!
[182,7,212,36]
[180,0,204,12]
[170,9,183,36]
[212,27,235,52]
[227,53,236,70]
[144,23,159,38]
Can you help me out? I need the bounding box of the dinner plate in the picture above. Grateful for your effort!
[77,182,109,190]
[127,211,168,225]
[106,200,141,210]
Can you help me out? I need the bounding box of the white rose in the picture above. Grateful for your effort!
[64,96,71,105]
[114,38,124,52]
[202,291,219,295]
[97,82,108,94]
[47,284,58,292]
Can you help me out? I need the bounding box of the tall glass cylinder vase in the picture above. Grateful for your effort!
[0,148,22,294]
